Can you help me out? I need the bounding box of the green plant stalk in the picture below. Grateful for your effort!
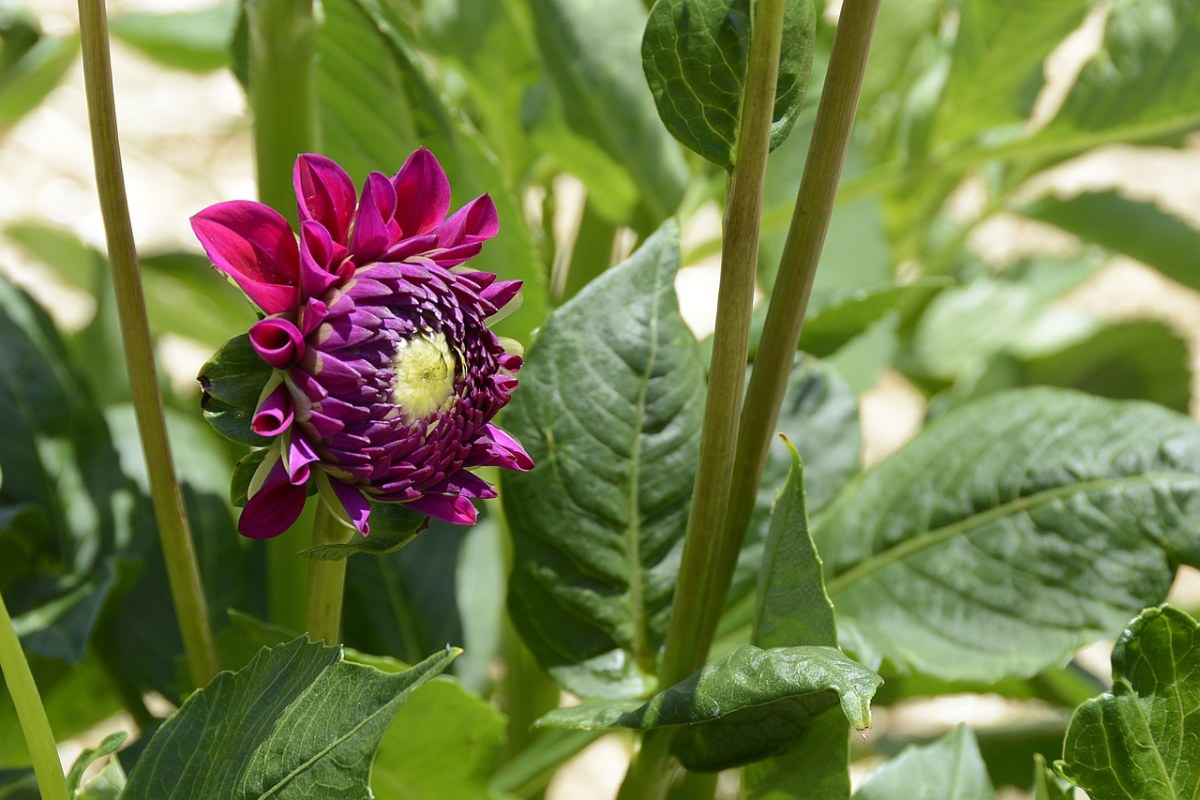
[619,3,787,798]
[0,593,69,800]
[713,0,883,645]
[304,503,351,643]
[247,0,319,628]
[76,0,219,688]
[656,0,787,692]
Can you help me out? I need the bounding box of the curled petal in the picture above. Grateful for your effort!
[436,195,498,247]
[299,221,345,298]
[285,433,320,484]
[391,148,451,237]
[330,479,371,536]
[240,460,307,538]
[294,154,357,243]
[191,201,299,313]
[251,384,293,437]
[432,469,497,499]
[464,423,533,471]
[250,317,305,368]
[481,279,522,316]
[349,172,399,262]
[406,493,477,525]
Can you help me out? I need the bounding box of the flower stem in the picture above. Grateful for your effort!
[0,592,69,800]
[246,0,319,625]
[656,0,787,692]
[717,0,882,599]
[75,0,219,688]
[304,503,350,644]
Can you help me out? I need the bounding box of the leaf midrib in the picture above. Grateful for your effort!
[825,472,1200,597]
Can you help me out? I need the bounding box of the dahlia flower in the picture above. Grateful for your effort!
[192,149,531,539]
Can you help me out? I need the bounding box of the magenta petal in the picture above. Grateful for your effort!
[349,172,398,262]
[436,195,498,249]
[464,424,533,471]
[391,148,451,237]
[250,317,305,368]
[329,479,371,536]
[294,154,357,244]
[251,384,293,436]
[287,434,321,484]
[191,201,299,313]
[481,279,522,314]
[240,461,307,538]
[431,469,497,500]
[299,221,343,297]
[407,493,477,525]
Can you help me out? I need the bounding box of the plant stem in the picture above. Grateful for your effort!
[0,592,69,800]
[304,503,350,644]
[75,0,219,688]
[717,0,882,601]
[656,0,787,692]
[247,0,319,624]
[616,730,678,800]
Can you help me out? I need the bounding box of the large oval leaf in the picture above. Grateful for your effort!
[642,0,815,169]
[504,222,705,699]
[816,388,1200,682]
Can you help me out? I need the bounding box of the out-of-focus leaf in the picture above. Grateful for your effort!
[641,0,815,169]
[0,771,37,799]
[538,645,880,771]
[826,311,899,394]
[109,3,237,73]
[854,725,994,800]
[4,223,96,291]
[1021,190,1200,292]
[1057,605,1200,800]
[0,33,77,128]
[122,639,457,799]
[139,252,254,347]
[817,388,1200,682]
[528,0,690,225]
[454,516,505,694]
[932,0,1090,143]
[504,223,705,699]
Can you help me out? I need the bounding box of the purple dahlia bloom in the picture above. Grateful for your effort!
[192,149,532,539]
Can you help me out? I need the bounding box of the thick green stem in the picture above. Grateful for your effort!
[304,504,350,644]
[616,731,679,800]
[0,592,69,800]
[656,0,787,692]
[76,0,219,688]
[717,0,882,598]
[247,0,319,624]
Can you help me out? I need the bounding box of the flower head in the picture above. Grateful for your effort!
[193,150,531,538]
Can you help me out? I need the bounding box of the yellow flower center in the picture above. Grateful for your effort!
[391,330,460,422]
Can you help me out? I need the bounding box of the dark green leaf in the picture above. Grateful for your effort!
[528,0,690,222]
[0,771,37,799]
[932,0,1090,143]
[1057,605,1200,800]
[230,448,266,507]
[0,34,77,128]
[538,645,880,770]
[743,711,852,800]
[108,3,237,73]
[817,388,1200,682]
[122,639,457,799]
[197,333,271,446]
[1021,190,1200,292]
[641,0,815,169]
[504,222,706,699]
[854,725,994,800]
[298,504,427,560]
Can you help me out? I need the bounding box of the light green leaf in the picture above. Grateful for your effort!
[1021,190,1200,292]
[1057,605,1200,800]
[854,725,994,800]
[641,0,815,169]
[504,222,706,699]
[538,645,880,771]
[817,388,1200,682]
[122,638,458,799]
[0,34,77,128]
[791,280,951,360]
[932,0,1090,143]
[1033,754,1072,800]
[109,3,238,73]
[528,0,690,223]
[67,732,127,797]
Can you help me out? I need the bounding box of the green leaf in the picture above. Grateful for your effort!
[298,503,427,560]
[0,33,77,128]
[108,3,237,73]
[138,252,255,346]
[504,222,705,699]
[528,0,690,223]
[1021,190,1200,292]
[538,645,880,771]
[790,280,951,360]
[932,0,1090,143]
[122,638,458,799]
[1038,0,1200,150]
[67,732,127,796]
[641,0,816,169]
[817,388,1200,682]
[743,711,852,800]
[197,333,271,446]
[1056,605,1200,800]
[854,725,995,800]
[1032,753,1072,800]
